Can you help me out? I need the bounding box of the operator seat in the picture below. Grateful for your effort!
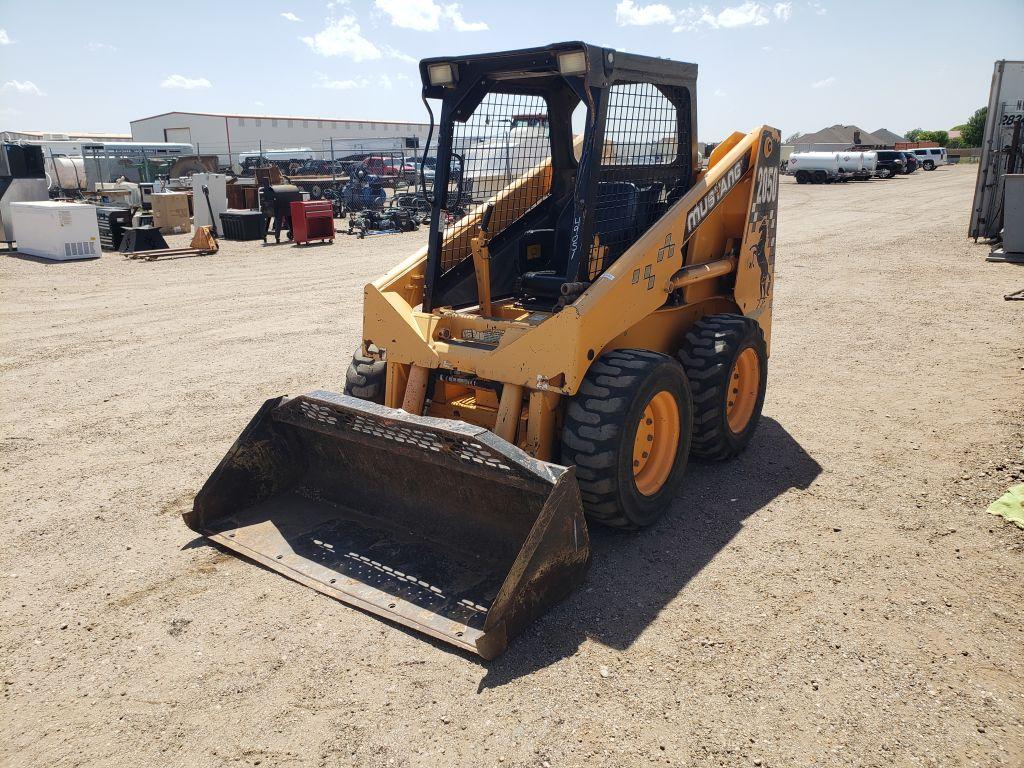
[520,181,640,298]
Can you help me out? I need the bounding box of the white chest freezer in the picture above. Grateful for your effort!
[10,201,101,260]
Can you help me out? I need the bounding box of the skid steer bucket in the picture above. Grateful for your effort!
[186,391,590,659]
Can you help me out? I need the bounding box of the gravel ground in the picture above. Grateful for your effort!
[1,165,1022,767]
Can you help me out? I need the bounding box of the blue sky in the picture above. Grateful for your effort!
[1,0,1021,141]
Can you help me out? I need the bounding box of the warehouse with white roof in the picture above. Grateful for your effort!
[129,110,431,166]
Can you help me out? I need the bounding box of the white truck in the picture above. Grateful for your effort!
[786,151,877,184]
[907,146,948,170]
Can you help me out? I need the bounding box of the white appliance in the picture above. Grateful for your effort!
[1,143,50,245]
[10,201,101,260]
[191,173,228,231]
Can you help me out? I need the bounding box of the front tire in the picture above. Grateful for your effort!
[562,349,693,530]
[923,160,935,171]
[679,315,768,460]
[343,347,386,403]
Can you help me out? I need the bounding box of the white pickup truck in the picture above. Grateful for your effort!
[906,146,947,170]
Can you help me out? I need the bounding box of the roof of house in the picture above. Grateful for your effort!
[130,110,429,126]
[793,124,888,146]
[872,128,906,144]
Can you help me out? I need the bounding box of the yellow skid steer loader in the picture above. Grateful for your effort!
[187,42,781,659]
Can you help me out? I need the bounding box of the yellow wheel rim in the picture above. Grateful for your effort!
[632,391,680,497]
[726,347,760,433]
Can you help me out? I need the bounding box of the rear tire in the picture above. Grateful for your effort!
[813,170,828,184]
[562,349,692,530]
[795,171,810,184]
[344,347,386,403]
[679,315,768,461]
[923,160,935,171]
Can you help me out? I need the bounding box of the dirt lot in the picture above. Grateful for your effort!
[1,165,1022,767]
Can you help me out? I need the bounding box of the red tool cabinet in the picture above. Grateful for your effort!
[290,200,335,245]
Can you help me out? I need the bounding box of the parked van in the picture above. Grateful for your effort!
[908,146,947,170]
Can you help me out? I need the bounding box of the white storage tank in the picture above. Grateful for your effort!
[787,151,875,182]
[10,201,100,260]
[45,155,87,191]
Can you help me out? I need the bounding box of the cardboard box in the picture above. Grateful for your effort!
[151,192,191,234]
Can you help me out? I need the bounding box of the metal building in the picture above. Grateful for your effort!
[129,111,431,167]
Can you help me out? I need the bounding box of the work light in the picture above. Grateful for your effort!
[427,63,458,87]
[557,50,588,76]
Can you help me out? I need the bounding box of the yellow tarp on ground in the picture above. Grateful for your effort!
[987,484,1024,529]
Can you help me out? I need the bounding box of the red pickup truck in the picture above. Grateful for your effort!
[361,156,402,176]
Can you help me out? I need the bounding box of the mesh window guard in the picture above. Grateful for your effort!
[439,92,553,274]
[587,83,681,279]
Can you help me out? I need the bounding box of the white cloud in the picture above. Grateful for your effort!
[811,76,836,89]
[85,41,117,52]
[376,0,441,31]
[160,74,212,90]
[0,106,22,116]
[808,1,826,14]
[382,45,417,63]
[773,2,792,19]
[281,11,302,22]
[375,0,486,32]
[0,28,13,45]
[674,2,792,31]
[762,44,774,51]
[314,72,396,91]
[713,89,727,97]
[1,80,44,96]
[301,16,381,60]
[317,75,370,90]
[443,4,488,31]
[715,2,770,27]
[254,100,265,106]
[616,0,675,25]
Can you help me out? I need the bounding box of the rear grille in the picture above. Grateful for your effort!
[64,241,97,258]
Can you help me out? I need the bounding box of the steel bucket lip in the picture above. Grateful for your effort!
[188,391,590,659]
[294,390,572,485]
[203,524,485,655]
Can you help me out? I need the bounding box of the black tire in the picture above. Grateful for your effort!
[813,170,828,184]
[678,315,768,461]
[795,171,810,184]
[343,347,386,403]
[562,349,692,530]
[879,167,894,179]
[923,160,935,171]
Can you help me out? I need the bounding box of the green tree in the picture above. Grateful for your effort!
[918,130,949,147]
[961,107,988,147]
[905,128,924,142]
